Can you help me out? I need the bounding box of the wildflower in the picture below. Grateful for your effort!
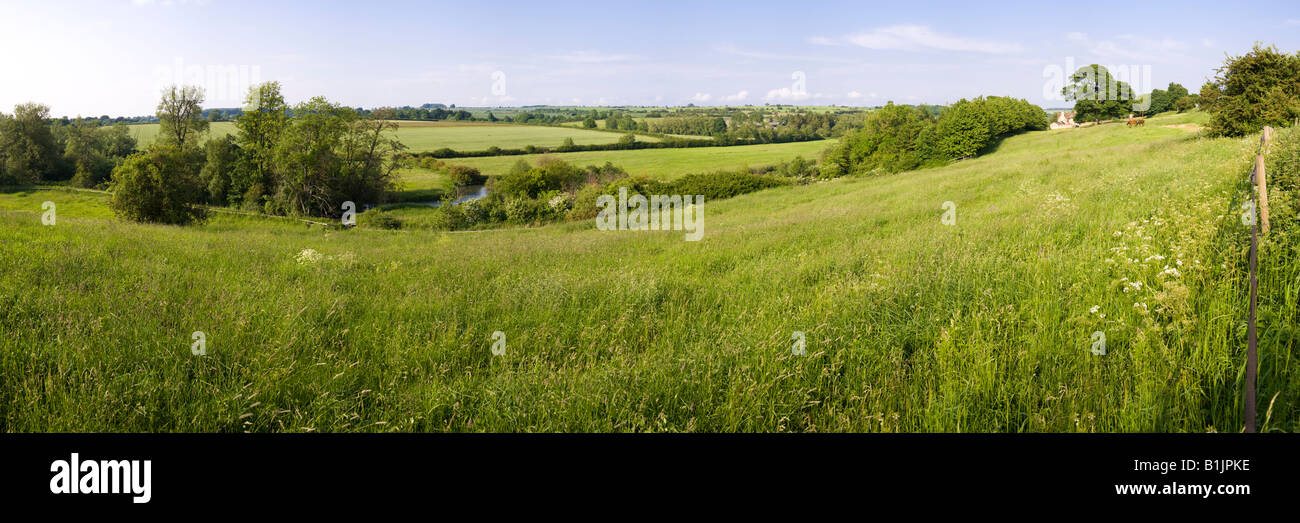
[296,248,323,264]
[1089,305,1100,314]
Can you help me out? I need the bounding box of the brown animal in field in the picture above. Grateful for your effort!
[1126,118,1145,127]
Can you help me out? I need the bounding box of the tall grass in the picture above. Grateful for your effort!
[0,111,1292,432]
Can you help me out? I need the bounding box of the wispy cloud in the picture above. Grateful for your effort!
[714,44,855,64]
[812,25,1023,54]
[548,51,637,64]
[1089,35,1188,62]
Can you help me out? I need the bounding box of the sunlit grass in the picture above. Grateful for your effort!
[1,110,1290,432]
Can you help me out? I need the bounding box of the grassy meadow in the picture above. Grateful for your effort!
[1,110,1293,432]
[444,139,835,180]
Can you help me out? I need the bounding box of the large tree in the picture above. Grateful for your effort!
[1062,64,1138,123]
[0,103,61,183]
[156,85,209,149]
[235,81,288,203]
[270,97,402,217]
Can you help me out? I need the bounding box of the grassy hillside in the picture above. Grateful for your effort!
[445,139,835,180]
[2,111,1291,432]
[127,120,650,153]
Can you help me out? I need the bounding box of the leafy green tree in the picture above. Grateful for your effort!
[102,123,137,159]
[0,103,60,183]
[235,81,288,204]
[1145,89,1171,115]
[582,116,596,128]
[1206,44,1300,137]
[711,117,728,135]
[156,85,209,150]
[1062,64,1138,122]
[1198,81,1223,112]
[1166,82,1189,102]
[109,145,208,225]
[199,135,241,205]
[1174,96,1197,112]
[269,98,402,216]
[934,99,991,159]
[64,118,110,187]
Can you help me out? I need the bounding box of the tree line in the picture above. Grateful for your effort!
[0,104,138,188]
[821,97,1047,177]
[2,82,408,225]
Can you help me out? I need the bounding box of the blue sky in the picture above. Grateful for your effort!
[2,0,1299,116]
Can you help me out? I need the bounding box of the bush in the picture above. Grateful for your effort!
[109,146,208,225]
[1206,44,1300,137]
[490,157,584,199]
[445,164,485,187]
[667,171,791,200]
[428,205,470,230]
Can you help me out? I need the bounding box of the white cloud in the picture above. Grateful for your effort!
[813,25,1022,54]
[689,92,712,103]
[1286,18,1300,26]
[806,36,839,46]
[1066,32,1088,42]
[764,87,809,102]
[846,90,862,99]
[721,90,749,102]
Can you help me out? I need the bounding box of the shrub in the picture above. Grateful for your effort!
[109,145,208,225]
[428,204,470,230]
[359,210,402,230]
[490,157,584,199]
[445,165,485,187]
[1206,44,1300,137]
[503,196,550,224]
[667,171,791,200]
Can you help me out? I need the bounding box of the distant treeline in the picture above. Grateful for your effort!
[412,131,829,160]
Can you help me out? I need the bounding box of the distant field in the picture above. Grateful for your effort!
[443,139,836,180]
[394,122,658,151]
[128,121,237,145]
[560,118,710,139]
[128,121,653,152]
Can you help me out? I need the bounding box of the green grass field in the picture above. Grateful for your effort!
[3,110,1294,432]
[127,120,654,153]
[128,121,237,145]
[443,139,836,180]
